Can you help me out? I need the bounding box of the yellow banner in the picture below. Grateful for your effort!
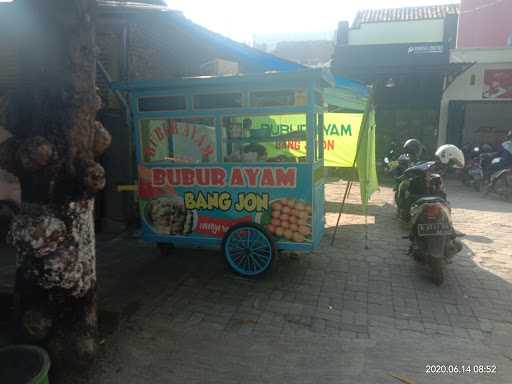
[323,113,362,167]
[244,113,362,167]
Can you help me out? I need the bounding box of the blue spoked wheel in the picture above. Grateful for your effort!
[222,223,275,277]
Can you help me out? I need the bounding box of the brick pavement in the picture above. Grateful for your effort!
[1,180,512,383]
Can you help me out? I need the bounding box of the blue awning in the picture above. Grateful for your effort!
[335,76,369,97]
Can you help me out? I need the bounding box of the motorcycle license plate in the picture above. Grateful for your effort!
[417,223,452,237]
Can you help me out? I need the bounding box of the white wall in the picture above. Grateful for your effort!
[438,62,512,145]
[451,48,512,64]
[349,20,445,45]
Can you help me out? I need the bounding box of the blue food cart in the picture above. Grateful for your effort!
[112,69,335,276]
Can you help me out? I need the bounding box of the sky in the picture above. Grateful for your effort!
[166,0,460,44]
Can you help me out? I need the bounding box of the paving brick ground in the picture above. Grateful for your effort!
[1,180,512,383]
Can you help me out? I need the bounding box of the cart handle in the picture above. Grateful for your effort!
[117,184,137,192]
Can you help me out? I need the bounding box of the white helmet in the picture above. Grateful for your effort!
[435,144,465,168]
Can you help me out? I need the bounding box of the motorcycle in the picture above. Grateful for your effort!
[385,153,415,214]
[460,146,483,191]
[487,159,512,201]
[483,139,512,200]
[395,160,440,222]
[397,145,465,285]
[460,145,497,192]
[389,139,427,219]
[379,142,399,174]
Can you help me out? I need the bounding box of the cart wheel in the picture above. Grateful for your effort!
[222,223,275,277]
[157,243,173,257]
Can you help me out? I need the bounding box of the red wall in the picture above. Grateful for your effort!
[457,0,512,48]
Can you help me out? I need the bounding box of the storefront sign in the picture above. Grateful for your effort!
[407,45,444,55]
[483,69,512,99]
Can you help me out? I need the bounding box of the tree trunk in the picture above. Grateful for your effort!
[0,0,111,369]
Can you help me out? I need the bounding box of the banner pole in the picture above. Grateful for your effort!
[330,87,374,246]
[330,107,369,246]
[364,198,369,250]
[330,178,353,246]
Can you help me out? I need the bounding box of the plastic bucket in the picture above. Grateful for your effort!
[0,345,50,384]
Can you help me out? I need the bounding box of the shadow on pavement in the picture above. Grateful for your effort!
[446,182,512,213]
[1,182,512,383]
[462,234,493,244]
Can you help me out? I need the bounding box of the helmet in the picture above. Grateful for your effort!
[435,144,465,168]
[461,143,472,153]
[403,139,424,159]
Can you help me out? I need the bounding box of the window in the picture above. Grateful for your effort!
[193,93,242,109]
[138,96,186,112]
[139,117,216,164]
[222,114,307,163]
[250,90,307,107]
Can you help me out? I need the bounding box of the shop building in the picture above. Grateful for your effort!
[331,4,459,156]
[438,0,512,147]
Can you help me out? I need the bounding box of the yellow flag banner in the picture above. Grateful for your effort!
[242,113,363,167]
[322,113,362,167]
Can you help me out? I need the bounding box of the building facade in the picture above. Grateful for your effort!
[332,4,459,157]
[253,31,335,68]
[438,0,512,147]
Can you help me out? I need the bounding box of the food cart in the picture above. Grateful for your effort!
[112,69,335,276]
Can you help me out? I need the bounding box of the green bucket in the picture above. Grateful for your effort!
[0,345,50,384]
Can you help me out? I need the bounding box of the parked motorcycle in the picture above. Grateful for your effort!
[379,142,399,174]
[484,136,512,200]
[460,145,482,191]
[391,139,426,220]
[384,152,412,177]
[487,161,512,201]
[460,144,497,192]
[397,145,465,285]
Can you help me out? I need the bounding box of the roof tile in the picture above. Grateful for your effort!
[352,4,459,28]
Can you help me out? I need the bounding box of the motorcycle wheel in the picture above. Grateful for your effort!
[494,178,509,201]
[430,257,444,286]
[473,180,481,192]
[461,173,470,186]
[398,207,410,222]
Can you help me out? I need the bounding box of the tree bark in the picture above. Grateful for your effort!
[1,0,111,369]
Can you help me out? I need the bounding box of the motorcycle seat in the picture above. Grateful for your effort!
[413,196,447,205]
[404,161,436,174]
